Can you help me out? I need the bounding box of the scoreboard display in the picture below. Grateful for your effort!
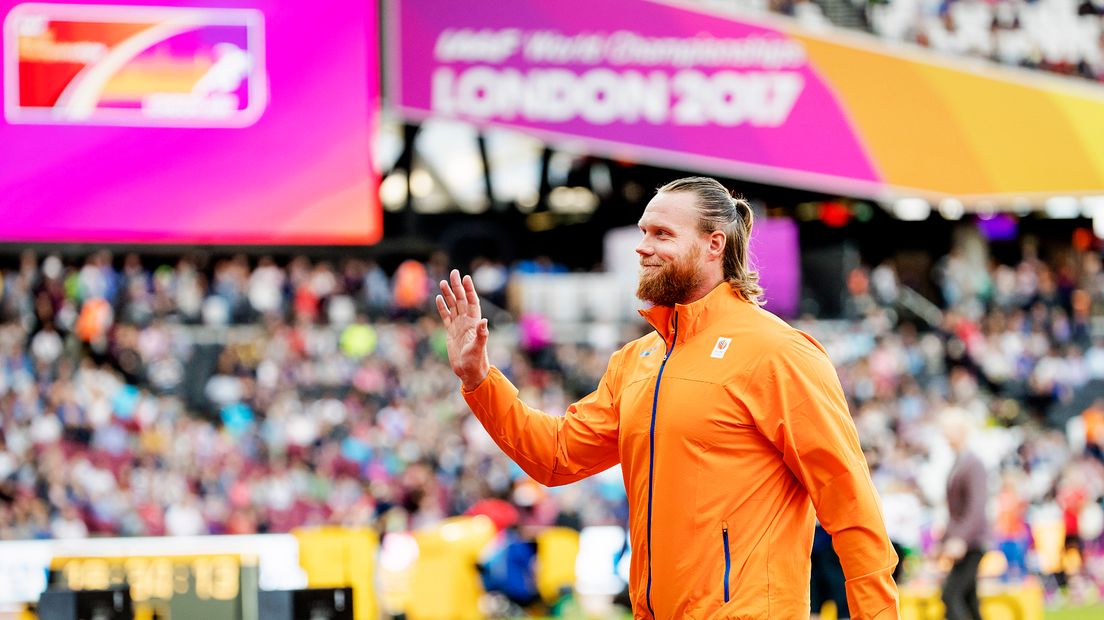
[49,555,259,620]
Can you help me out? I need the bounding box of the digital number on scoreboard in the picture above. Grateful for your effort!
[49,554,259,620]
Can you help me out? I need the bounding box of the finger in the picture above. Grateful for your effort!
[474,318,489,346]
[450,269,469,313]
[462,274,481,317]
[438,279,458,315]
[435,295,452,326]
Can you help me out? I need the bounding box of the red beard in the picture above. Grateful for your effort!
[636,245,704,307]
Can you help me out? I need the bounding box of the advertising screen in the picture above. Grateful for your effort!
[391,0,1104,204]
[0,1,380,244]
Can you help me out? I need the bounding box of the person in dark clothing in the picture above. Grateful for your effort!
[810,522,850,619]
[940,414,990,620]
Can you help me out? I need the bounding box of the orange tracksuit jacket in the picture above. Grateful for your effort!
[462,283,900,619]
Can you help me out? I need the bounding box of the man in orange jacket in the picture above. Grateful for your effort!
[436,176,900,619]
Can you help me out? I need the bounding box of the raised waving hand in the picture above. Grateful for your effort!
[435,269,490,390]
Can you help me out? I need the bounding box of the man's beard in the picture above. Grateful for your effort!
[636,246,704,307]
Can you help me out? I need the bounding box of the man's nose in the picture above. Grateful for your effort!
[636,239,652,257]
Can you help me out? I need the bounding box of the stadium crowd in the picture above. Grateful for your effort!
[0,251,613,544]
[720,0,1104,82]
[0,229,1102,599]
[817,231,1104,599]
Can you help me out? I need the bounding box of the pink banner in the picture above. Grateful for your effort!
[389,0,880,196]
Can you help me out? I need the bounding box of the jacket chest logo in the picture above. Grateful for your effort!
[710,337,732,359]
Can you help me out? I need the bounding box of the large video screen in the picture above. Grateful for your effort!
[0,1,380,245]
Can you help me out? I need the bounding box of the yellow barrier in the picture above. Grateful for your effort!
[535,527,579,605]
[900,580,1044,620]
[407,515,497,620]
[816,600,840,620]
[292,526,379,620]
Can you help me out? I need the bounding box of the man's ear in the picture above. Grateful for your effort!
[709,230,727,260]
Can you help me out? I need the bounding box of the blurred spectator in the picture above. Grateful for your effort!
[810,523,850,618]
[939,413,989,620]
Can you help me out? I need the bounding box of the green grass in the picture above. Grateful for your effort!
[509,601,1104,619]
[512,604,1104,619]
[1046,603,1104,619]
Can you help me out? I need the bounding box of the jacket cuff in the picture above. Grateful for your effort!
[845,566,900,620]
[461,366,514,409]
[460,368,493,395]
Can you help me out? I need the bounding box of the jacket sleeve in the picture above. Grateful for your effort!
[460,348,623,487]
[742,335,900,620]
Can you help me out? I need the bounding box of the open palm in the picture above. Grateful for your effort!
[435,269,490,390]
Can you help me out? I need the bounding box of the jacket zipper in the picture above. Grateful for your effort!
[645,311,678,617]
[722,521,731,603]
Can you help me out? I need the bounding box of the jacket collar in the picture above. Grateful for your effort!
[638,282,749,346]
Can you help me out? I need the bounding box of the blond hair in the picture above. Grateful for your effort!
[658,177,763,305]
